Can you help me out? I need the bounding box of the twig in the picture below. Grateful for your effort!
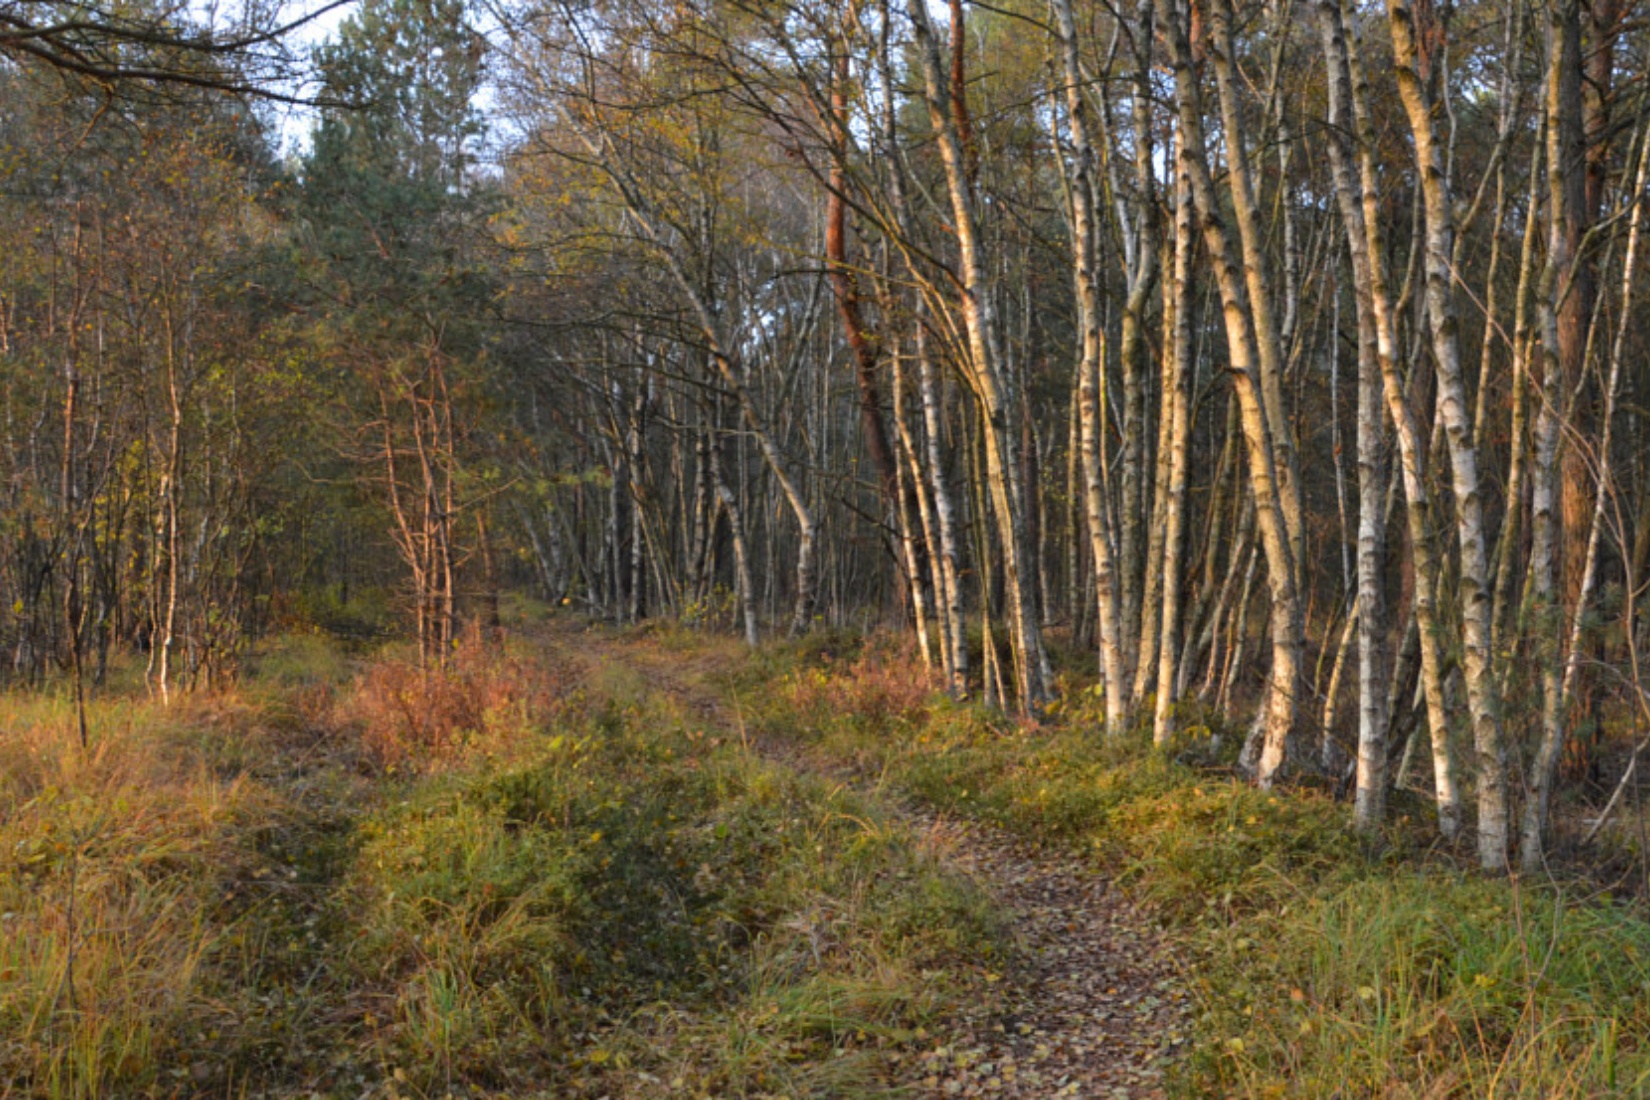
[1583,733,1643,845]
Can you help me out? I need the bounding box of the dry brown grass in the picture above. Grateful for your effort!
[341,636,577,772]
[781,637,936,738]
[0,691,282,1098]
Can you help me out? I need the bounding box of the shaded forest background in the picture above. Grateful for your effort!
[5,0,1650,876]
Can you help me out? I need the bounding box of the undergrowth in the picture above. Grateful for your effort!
[1,627,998,1098]
[743,634,1650,1099]
[15,619,1644,1098]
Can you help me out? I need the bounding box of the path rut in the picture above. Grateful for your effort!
[556,623,1190,1099]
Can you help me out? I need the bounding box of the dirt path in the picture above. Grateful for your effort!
[895,815,1188,1099]
[553,622,1190,1098]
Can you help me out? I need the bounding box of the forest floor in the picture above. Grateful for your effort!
[7,613,1650,1099]
[554,621,1190,1099]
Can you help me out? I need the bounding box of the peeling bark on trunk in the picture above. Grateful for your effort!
[1160,0,1303,784]
[908,0,1049,711]
[1386,0,1510,870]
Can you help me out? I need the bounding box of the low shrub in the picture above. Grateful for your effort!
[342,640,576,771]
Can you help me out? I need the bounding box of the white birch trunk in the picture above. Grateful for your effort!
[1208,0,1305,588]
[1051,0,1126,734]
[1386,0,1511,870]
[1153,164,1195,746]
[908,0,1049,710]
[1159,0,1304,784]
[917,326,969,697]
[891,337,935,671]
[1328,0,1462,837]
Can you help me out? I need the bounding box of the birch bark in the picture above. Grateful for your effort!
[1159,0,1304,783]
[1051,0,1126,733]
[908,0,1050,710]
[1386,0,1511,869]
[1153,163,1195,747]
[1324,0,1462,835]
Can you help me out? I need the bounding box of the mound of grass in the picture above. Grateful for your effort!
[1195,875,1650,1096]
[1,627,1004,1098]
[748,635,1650,1099]
[341,668,1003,1097]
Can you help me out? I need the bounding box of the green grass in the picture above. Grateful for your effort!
[15,622,1647,1098]
[743,634,1650,1099]
[0,689,290,1098]
[1,629,1001,1098]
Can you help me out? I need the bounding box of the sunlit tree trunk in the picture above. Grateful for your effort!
[1120,0,1159,696]
[1386,0,1510,870]
[1051,0,1125,733]
[907,0,1049,711]
[1159,0,1303,784]
[1208,0,1304,589]
[1325,0,1461,836]
[1153,164,1195,747]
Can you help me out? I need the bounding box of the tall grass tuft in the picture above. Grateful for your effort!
[0,691,282,1098]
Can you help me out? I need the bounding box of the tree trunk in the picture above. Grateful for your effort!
[826,49,900,517]
[1160,0,1304,784]
[908,0,1049,711]
[917,323,969,697]
[710,425,759,648]
[1153,164,1195,747]
[891,336,935,671]
[1386,0,1512,870]
[1331,0,1462,836]
[1052,0,1126,734]
[1521,56,1649,870]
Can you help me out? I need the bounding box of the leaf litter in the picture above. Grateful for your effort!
[898,811,1188,1098]
[564,623,1190,1099]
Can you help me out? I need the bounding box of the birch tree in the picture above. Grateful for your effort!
[1386,0,1512,870]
